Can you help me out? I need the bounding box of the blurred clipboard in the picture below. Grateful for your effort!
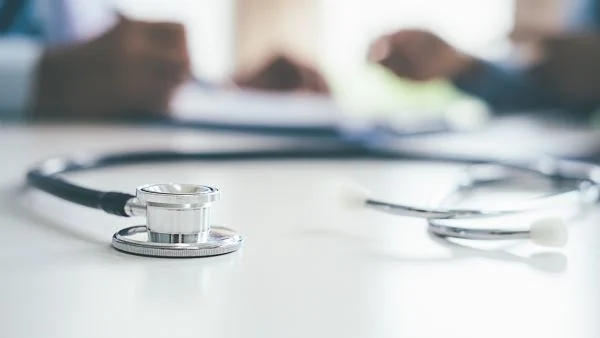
[169,84,450,139]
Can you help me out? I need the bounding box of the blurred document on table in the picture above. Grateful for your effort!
[170,83,345,128]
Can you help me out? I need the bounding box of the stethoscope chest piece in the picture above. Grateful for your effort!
[111,183,243,258]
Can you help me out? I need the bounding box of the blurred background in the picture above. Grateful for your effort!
[8,0,596,124]
[114,0,521,114]
[110,0,591,119]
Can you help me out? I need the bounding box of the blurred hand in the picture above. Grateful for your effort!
[368,29,474,81]
[32,15,190,119]
[234,55,330,94]
[535,35,600,103]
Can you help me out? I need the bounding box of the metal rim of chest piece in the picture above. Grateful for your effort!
[111,225,243,258]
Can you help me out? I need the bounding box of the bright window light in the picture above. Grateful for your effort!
[320,0,516,70]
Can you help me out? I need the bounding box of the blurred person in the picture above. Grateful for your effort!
[368,0,600,113]
[235,54,330,94]
[0,0,328,121]
[0,0,190,120]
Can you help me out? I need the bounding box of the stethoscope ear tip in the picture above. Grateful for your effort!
[529,217,569,248]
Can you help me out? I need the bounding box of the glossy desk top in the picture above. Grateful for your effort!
[0,124,598,338]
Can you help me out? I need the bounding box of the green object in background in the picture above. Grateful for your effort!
[325,62,474,121]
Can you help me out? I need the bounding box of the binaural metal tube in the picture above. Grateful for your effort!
[428,222,530,241]
[364,199,508,220]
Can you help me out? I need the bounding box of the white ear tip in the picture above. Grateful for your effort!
[529,218,568,247]
[336,181,371,210]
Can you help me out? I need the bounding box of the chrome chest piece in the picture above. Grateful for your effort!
[112,183,243,258]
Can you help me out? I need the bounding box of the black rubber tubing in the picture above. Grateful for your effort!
[26,146,496,218]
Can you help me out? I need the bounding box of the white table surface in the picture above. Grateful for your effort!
[0,124,599,338]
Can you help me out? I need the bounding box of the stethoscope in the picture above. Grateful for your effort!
[26,144,600,258]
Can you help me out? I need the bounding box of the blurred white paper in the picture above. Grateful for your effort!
[171,83,346,128]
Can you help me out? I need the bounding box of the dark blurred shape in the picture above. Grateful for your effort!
[0,0,24,33]
[32,15,190,120]
[536,35,600,104]
[234,54,330,94]
[368,29,474,82]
